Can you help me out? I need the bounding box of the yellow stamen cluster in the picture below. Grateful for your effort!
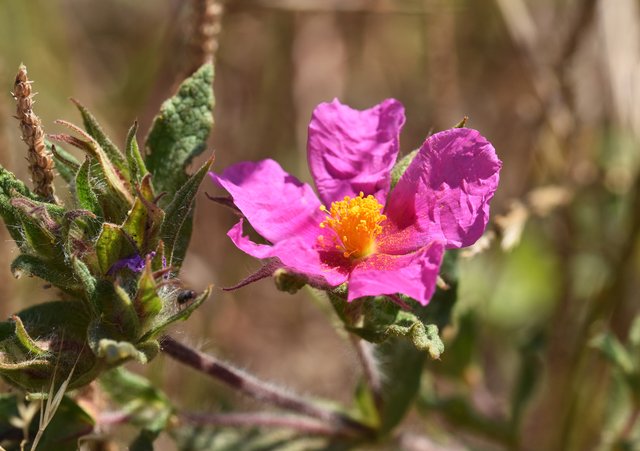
[319,192,386,259]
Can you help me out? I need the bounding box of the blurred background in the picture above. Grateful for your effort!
[2,0,640,449]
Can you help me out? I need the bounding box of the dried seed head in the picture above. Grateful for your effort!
[12,64,56,201]
[191,0,224,67]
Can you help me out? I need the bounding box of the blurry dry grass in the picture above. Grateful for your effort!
[2,0,640,449]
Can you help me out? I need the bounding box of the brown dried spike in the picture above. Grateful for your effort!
[12,64,56,202]
[191,0,224,68]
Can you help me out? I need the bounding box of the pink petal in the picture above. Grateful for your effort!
[228,220,349,287]
[210,160,325,244]
[347,243,445,305]
[307,98,405,205]
[384,128,501,251]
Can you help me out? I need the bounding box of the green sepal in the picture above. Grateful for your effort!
[75,157,104,217]
[145,63,214,201]
[71,98,128,177]
[126,121,150,184]
[95,223,136,275]
[390,149,418,190]
[138,285,211,342]
[11,254,82,297]
[160,156,213,267]
[133,262,163,326]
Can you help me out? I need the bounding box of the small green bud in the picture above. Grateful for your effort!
[273,268,308,294]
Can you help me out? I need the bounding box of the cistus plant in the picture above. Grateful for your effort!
[0,62,504,450]
[0,64,213,396]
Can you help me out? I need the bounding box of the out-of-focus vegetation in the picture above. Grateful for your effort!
[2,0,640,449]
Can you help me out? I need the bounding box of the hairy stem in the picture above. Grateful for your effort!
[180,411,349,437]
[160,335,375,438]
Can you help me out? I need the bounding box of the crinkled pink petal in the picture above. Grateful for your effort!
[228,220,348,287]
[347,243,445,305]
[307,98,405,205]
[210,160,325,244]
[384,128,501,251]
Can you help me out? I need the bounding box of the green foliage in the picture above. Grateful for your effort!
[100,367,173,449]
[145,63,214,202]
[0,65,214,393]
[0,393,94,451]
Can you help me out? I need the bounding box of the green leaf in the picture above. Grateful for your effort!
[160,156,213,267]
[592,332,635,375]
[126,121,150,184]
[71,98,128,177]
[0,394,94,451]
[31,395,95,451]
[0,301,98,391]
[72,257,97,308]
[75,157,104,217]
[377,339,425,434]
[11,254,82,296]
[11,315,48,356]
[100,367,172,449]
[138,286,211,342]
[145,63,214,200]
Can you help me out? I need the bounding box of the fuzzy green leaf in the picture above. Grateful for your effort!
[94,281,140,340]
[378,339,425,434]
[161,156,213,267]
[0,164,37,248]
[138,286,211,342]
[0,394,94,451]
[11,254,82,296]
[75,157,104,217]
[126,121,150,184]
[145,63,214,199]
[72,98,128,176]
[49,142,79,184]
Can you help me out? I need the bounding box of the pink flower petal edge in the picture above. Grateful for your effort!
[307,98,406,205]
[384,128,502,251]
[210,159,325,244]
[348,243,444,305]
[227,219,348,287]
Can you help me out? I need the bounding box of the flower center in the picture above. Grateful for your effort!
[318,192,386,259]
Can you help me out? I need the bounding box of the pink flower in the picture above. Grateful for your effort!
[210,99,501,305]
